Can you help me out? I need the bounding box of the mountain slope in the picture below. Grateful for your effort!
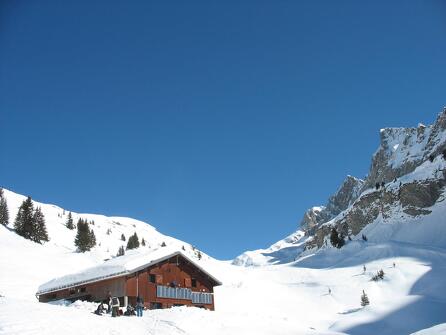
[235,109,446,266]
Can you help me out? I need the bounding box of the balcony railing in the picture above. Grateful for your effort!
[156,285,213,304]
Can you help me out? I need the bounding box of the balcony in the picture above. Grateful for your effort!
[156,285,213,304]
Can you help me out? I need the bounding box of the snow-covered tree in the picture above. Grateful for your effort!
[361,290,370,307]
[141,238,146,246]
[14,197,35,240]
[121,233,126,241]
[117,245,125,257]
[75,218,96,252]
[33,207,49,243]
[330,228,345,248]
[65,212,74,230]
[126,232,140,250]
[0,188,9,226]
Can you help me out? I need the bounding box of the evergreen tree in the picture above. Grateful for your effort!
[88,227,96,250]
[126,232,140,250]
[161,241,167,247]
[33,207,49,243]
[141,238,146,246]
[121,233,126,241]
[66,212,74,230]
[0,188,9,226]
[361,290,370,307]
[75,218,95,252]
[14,197,35,240]
[117,245,125,256]
[330,228,345,248]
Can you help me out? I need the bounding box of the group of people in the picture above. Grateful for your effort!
[94,294,145,318]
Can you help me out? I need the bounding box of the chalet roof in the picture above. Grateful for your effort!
[37,247,222,295]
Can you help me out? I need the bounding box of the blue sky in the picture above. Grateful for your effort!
[1,1,445,259]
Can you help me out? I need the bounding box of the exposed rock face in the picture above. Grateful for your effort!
[304,110,446,251]
[300,176,364,235]
[363,111,446,191]
[305,177,446,250]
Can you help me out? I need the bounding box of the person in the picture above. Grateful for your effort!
[363,265,366,273]
[107,291,112,313]
[94,302,106,315]
[136,295,144,317]
[124,304,136,316]
[393,262,396,268]
[111,296,120,317]
[328,287,331,295]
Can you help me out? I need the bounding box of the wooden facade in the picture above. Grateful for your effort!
[37,252,221,311]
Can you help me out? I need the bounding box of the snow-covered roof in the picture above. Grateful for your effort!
[37,247,221,295]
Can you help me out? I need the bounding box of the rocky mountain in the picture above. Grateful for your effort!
[234,108,446,266]
[300,175,364,235]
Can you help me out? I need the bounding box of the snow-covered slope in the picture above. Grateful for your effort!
[1,220,446,334]
[1,188,205,263]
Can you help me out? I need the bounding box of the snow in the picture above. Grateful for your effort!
[1,184,446,334]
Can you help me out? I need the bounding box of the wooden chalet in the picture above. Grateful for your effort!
[37,249,222,311]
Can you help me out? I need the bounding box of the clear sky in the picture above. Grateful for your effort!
[1,1,445,259]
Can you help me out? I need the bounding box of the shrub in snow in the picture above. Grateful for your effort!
[361,290,370,307]
[362,234,368,241]
[371,269,385,281]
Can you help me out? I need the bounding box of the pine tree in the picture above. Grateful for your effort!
[74,218,95,252]
[330,228,345,248]
[141,238,146,246]
[161,241,167,247]
[361,290,370,307]
[88,227,96,250]
[0,188,9,226]
[33,207,49,243]
[66,212,74,230]
[117,245,125,256]
[126,232,140,250]
[121,233,126,241]
[14,197,35,240]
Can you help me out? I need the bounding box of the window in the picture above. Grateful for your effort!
[69,289,76,295]
[191,279,197,288]
[149,274,156,283]
[80,287,86,293]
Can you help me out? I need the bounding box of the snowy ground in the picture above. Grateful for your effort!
[1,223,445,335]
